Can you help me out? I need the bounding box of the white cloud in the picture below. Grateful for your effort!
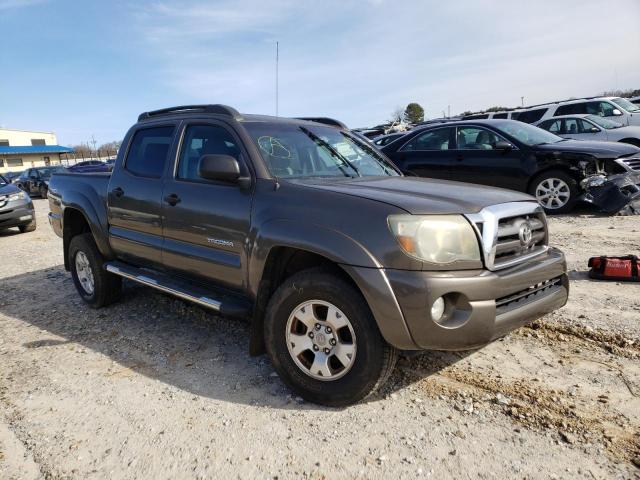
[130,0,640,126]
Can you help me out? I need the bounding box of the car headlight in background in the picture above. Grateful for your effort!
[8,191,27,202]
[388,214,481,264]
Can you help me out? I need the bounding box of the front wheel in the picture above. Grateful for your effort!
[18,218,37,233]
[529,170,578,214]
[39,185,48,199]
[264,268,397,407]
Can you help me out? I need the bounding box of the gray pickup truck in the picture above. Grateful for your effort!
[48,105,568,406]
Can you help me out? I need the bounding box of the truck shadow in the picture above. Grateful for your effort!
[0,266,467,410]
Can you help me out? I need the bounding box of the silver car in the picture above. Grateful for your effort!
[535,114,640,148]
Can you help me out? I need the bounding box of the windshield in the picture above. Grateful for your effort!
[611,97,640,113]
[36,166,65,178]
[0,175,7,186]
[495,121,563,146]
[587,115,623,129]
[244,122,401,178]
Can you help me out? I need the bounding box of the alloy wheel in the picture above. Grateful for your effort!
[75,251,95,295]
[535,178,571,210]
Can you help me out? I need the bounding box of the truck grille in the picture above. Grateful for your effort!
[619,157,640,172]
[466,202,549,271]
[496,277,562,315]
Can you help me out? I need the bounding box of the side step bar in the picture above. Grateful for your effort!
[104,261,251,319]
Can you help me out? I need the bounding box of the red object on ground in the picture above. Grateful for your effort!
[588,255,639,281]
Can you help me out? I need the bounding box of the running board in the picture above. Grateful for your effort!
[104,261,251,318]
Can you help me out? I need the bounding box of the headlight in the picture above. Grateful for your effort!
[388,214,481,264]
[8,191,27,201]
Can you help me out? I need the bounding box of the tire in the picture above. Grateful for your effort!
[18,218,37,233]
[39,185,48,199]
[69,233,122,308]
[264,268,397,407]
[528,170,578,214]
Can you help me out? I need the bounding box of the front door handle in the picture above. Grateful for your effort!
[112,187,124,198]
[164,193,181,206]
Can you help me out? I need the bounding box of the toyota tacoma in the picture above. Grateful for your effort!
[48,105,568,406]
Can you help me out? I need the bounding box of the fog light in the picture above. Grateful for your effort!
[431,296,445,322]
[19,215,32,221]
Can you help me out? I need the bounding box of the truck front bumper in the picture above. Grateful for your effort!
[346,248,568,351]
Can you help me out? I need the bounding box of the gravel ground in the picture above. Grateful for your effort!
[0,199,639,479]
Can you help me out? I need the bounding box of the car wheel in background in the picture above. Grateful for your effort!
[619,139,640,147]
[39,185,48,198]
[264,268,397,407]
[68,233,122,308]
[529,170,578,214]
[18,218,37,233]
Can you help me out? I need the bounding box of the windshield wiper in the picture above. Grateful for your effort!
[299,127,361,178]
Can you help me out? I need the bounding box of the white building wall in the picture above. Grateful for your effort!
[0,128,57,146]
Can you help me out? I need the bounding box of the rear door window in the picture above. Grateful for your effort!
[555,103,587,116]
[401,128,453,151]
[125,126,175,178]
[514,109,547,124]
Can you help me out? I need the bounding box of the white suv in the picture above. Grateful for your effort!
[535,114,640,147]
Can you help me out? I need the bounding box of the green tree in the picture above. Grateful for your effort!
[404,103,424,124]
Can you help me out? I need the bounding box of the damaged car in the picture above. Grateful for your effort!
[381,119,640,214]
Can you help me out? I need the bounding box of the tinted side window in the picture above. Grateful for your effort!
[401,128,452,151]
[556,103,587,116]
[125,126,175,178]
[177,125,241,181]
[515,108,547,124]
[578,119,597,133]
[539,119,561,133]
[493,113,509,119]
[565,118,580,134]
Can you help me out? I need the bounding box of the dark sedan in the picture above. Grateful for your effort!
[0,174,36,233]
[67,160,111,173]
[16,166,66,199]
[381,119,640,213]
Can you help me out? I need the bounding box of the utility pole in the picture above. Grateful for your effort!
[521,96,524,107]
[448,105,450,118]
[275,41,279,117]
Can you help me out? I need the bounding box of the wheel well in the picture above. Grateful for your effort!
[249,247,358,356]
[62,208,91,270]
[619,138,640,147]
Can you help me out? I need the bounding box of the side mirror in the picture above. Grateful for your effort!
[612,109,623,116]
[494,140,514,151]
[198,154,240,183]
[590,127,600,133]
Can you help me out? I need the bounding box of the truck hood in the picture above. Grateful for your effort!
[535,139,640,158]
[289,176,534,214]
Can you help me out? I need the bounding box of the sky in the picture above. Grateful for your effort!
[1,0,639,146]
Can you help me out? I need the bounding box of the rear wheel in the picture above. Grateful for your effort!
[69,233,122,308]
[264,268,397,407]
[529,170,578,214]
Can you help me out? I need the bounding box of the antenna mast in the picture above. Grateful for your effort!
[276,41,279,117]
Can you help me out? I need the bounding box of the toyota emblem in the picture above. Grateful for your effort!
[519,222,533,247]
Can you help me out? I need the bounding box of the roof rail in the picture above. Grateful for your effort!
[295,117,348,129]
[138,104,242,122]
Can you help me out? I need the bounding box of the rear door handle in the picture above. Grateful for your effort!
[164,193,181,206]
[112,187,124,198]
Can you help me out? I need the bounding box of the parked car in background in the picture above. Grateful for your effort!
[381,119,640,214]
[373,132,406,147]
[535,115,640,147]
[3,171,23,184]
[518,97,640,125]
[629,96,640,106]
[15,166,66,199]
[48,104,568,406]
[67,160,111,173]
[0,174,36,233]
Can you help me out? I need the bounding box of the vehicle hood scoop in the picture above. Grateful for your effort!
[291,177,535,214]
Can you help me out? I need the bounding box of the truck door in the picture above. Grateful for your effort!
[107,123,177,268]
[160,122,252,291]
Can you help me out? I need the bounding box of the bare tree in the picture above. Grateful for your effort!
[389,106,404,124]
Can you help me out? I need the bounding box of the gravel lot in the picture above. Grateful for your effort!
[1,198,639,479]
